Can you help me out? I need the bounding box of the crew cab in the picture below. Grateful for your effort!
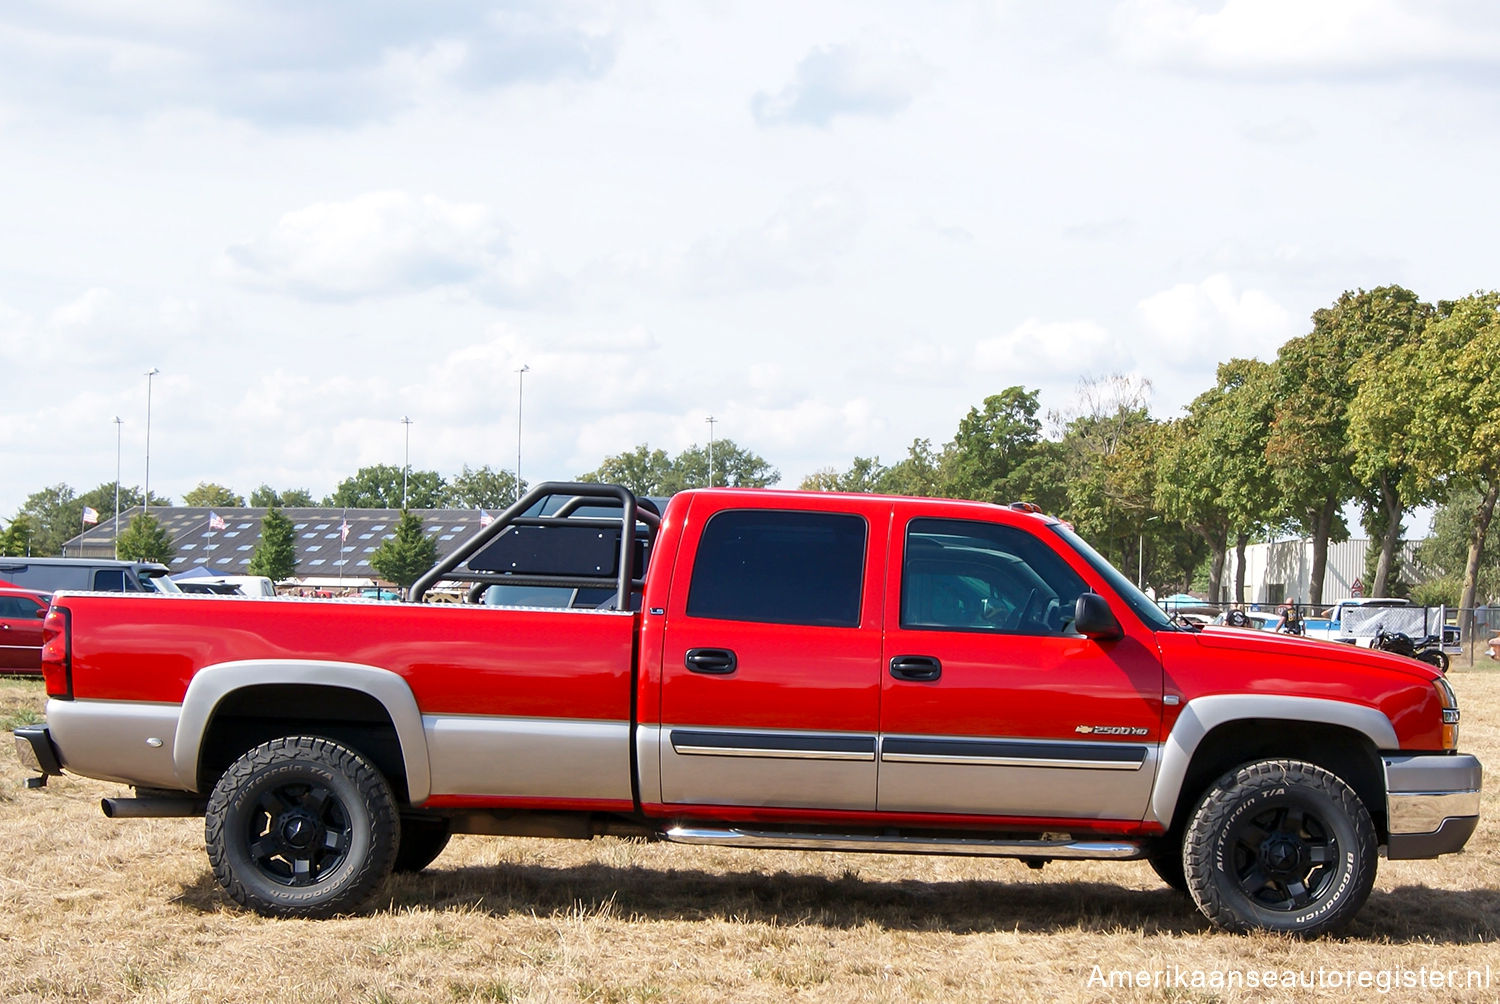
[15,484,1482,935]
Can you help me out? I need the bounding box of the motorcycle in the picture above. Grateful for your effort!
[1372,629,1450,673]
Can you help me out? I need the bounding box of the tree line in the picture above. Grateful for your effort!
[4,285,1496,603]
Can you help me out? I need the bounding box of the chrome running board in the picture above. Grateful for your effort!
[662,825,1144,860]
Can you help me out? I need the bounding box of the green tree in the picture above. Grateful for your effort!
[1051,377,1165,580]
[1390,292,1500,616]
[801,456,889,492]
[183,482,246,507]
[940,387,1058,506]
[445,465,524,509]
[1266,288,1429,604]
[250,485,316,507]
[1338,287,1437,596]
[579,440,779,495]
[1156,359,1279,604]
[369,509,439,593]
[247,506,298,581]
[880,438,943,497]
[578,445,676,496]
[1413,488,1500,606]
[19,483,78,556]
[326,465,446,508]
[0,514,38,556]
[676,439,780,489]
[116,512,175,564]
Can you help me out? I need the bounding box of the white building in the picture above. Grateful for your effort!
[1221,538,1421,606]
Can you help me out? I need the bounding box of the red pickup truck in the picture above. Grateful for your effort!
[15,483,1481,935]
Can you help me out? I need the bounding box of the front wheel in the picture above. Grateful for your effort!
[205,736,399,918]
[1183,759,1376,935]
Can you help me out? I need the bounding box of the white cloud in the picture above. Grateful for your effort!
[683,189,865,294]
[0,1,619,126]
[1136,274,1295,365]
[753,40,931,127]
[974,318,1133,380]
[221,192,555,302]
[1112,0,1500,77]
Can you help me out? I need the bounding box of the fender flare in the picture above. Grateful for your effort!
[174,659,432,804]
[1149,694,1398,828]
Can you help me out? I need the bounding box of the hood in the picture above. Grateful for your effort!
[1193,625,1442,682]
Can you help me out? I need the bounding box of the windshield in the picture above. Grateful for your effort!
[1050,524,1176,631]
[141,570,182,594]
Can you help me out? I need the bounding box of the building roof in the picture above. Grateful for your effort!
[64,506,499,581]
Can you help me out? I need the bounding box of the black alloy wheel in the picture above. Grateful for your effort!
[206,736,399,918]
[1184,759,1377,935]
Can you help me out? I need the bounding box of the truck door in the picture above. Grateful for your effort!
[877,506,1164,822]
[656,499,885,811]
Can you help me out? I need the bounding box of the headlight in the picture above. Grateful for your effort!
[1434,677,1460,749]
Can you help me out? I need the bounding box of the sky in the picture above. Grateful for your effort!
[4,0,1500,519]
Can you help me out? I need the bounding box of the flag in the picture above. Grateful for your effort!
[339,519,351,542]
[208,512,227,531]
[479,509,494,528]
[81,506,99,525]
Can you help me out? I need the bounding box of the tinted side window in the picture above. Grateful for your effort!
[92,569,127,591]
[902,518,1088,635]
[687,510,866,627]
[0,596,28,617]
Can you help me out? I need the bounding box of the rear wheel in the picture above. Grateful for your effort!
[1418,649,1450,673]
[205,736,399,918]
[1183,759,1376,935]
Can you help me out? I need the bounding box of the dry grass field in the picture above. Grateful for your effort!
[2,670,1496,1003]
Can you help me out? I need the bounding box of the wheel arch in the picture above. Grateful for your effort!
[1152,695,1394,837]
[174,660,431,805]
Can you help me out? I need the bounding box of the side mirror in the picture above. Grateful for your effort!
[1074,592,1122,640]
[36,606,49,620]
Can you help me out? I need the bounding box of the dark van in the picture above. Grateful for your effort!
[0,558,180,594]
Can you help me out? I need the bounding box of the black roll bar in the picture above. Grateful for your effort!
[409,482,660,609]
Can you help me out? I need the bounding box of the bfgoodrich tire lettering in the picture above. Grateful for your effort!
[1183,759,1377,935]
[205,736,399,918]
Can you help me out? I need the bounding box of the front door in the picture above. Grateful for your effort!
[656,498,886,811]
[877,506,1164,822]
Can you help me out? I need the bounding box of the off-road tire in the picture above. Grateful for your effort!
[205,736,399,918]
[393,815,452,874]
[1183,759,1376,935]
[1144,835,1188,894]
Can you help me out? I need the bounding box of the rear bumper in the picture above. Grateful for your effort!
[14,725,63,786]
[1384,753,1482,859]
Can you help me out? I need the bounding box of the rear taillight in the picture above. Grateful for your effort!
[40,605,72,699]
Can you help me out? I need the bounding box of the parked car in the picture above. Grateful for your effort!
[0,586,51,674]
[0,558,180,594]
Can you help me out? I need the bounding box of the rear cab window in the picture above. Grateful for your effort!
[686,509,866,627]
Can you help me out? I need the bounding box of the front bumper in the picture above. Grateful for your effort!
[1384,753,1483,859]
[14,725,62,788]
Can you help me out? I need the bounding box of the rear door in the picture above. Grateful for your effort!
[877,505,1165,822]
[655,496,887,811]
[0,593,46,671]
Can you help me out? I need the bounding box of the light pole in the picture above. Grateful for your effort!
[515,364,529,502]
[113,416,123,559]
[401,416,413,509]
[705,415,717,487]
[144,368,159,516]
